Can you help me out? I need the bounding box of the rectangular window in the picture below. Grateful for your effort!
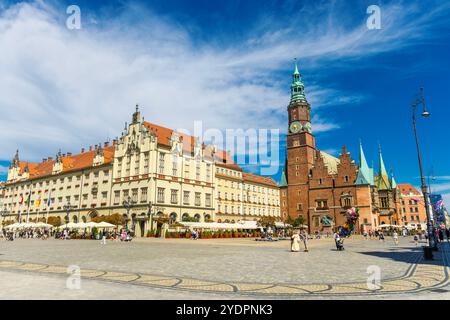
[157,188,165,203]
[134,156,140,176]
[172,155,178,176]
[316,200,328,209]
[183,191,190,205]
[159,153,165,174]
[143,152,149,174]
[114,191,120,205]
[206,164,211,180]
[171,189,178,204]
[381,197,389,208]
[195,192,201,206]
[132,188,138,203]
[196,160,201,180]
[141,188,148,203]
[126,157,131,176]
[205,193,212,207]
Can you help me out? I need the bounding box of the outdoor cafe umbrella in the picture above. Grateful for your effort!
[96,221,116,228]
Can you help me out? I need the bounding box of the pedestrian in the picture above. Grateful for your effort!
[101,233,106,245]
[413,234,419,246]
[438,229,444,243]
[446,228,450,242]
[363,231,368,240]
[301,229,309,252]
[333,231,343,250]
[379,231,385,242]
[392,231,399,245]
[291,230,300,252]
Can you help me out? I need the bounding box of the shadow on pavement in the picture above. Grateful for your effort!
[360,245,446,266]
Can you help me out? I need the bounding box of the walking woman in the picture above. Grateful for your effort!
[291,230,300,252]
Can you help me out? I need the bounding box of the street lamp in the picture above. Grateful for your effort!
[0,208,8,227]
[147,201,154,233]
[122,196,134,232]
[411,87,436,259]
[63,202,72,234]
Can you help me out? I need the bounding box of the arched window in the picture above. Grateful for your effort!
[169,212,177,224]
[73,215,78,223]
[182,213,189,221]
[194,214,201,222]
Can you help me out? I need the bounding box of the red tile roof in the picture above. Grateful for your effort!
[398,183,421,195]
[15,146,115,181]
[243,171,278,187]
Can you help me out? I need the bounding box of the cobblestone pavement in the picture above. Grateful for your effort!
[0,237,448,298]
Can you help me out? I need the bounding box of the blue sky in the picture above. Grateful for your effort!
[0,0,449,203]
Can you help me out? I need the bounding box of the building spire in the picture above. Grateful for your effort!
[375,143,390,190]
[11,149,20,168]
[132,103,141,124]
[280,170,288,187]
[356,141,373,185]
[378,143,388,177]
[290,59,307,103]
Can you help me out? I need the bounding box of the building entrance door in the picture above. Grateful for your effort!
[139,220,145,238]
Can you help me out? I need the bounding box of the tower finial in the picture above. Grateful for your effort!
[290,59,306,103]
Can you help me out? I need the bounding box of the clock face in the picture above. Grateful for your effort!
[304,122,312,133]
[289,121,302,134]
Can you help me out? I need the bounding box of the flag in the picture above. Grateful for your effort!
[35,191,42,209]
[26,193,31,208]
[19,193,24,205]
[47,191,52,208]
[434,199,444,211]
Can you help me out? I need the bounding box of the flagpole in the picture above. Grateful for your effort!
[26,192,31,224]
[46,191,51,224]
[46,206,50,224]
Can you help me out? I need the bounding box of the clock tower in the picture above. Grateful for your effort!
[285,61,316,221]
[286,61,316,184]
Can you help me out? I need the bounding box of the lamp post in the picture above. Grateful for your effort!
[122,196,134,232]
[0,208,8,228]
[411,87,435,259]
[147,201,154,234]
[63,202,72,235]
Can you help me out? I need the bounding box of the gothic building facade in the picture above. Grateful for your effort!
[280,63,402,234]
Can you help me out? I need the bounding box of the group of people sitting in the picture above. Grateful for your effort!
[1,228,50,241]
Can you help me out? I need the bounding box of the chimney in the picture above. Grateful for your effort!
[67,152,72,157]
[62,153,66,157]
[81,148,85,153]
[104,141,109,147]
[48,156,53,161]
[89,146,92,151]
[42,158,47,163]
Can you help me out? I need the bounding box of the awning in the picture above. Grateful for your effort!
[179,221,261,230]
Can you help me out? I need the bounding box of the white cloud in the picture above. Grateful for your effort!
[0,1,449,163]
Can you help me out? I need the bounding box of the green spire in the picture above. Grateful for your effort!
[376,144,390,190]
[356,141,373,185]
[378,144,388,177]
[390,169,397,189]
[280,170,288,187]
[290,59,307,103]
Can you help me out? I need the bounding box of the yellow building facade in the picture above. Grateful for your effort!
[1,106,281,236]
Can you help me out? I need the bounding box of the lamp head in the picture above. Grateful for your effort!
[421,110,430,118]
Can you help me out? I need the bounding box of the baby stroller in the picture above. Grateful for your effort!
[335,238,344,251]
